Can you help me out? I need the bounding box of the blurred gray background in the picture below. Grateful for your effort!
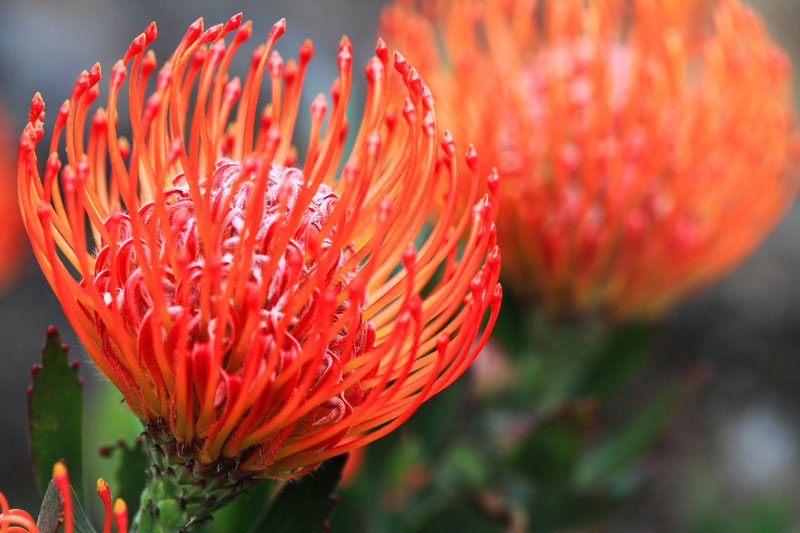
[0,0,798,530]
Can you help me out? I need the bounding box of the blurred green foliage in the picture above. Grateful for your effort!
[332,293,681,532]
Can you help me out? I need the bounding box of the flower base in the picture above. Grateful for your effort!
[133,420,263,533]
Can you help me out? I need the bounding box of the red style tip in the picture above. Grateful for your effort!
[223,77,242,103]
[250,45,264,69]
[376,38,388,64]
[311,93,327,120]
[142,50,157,77]
[19,130,33,153]
[441,130,455,157]
[330,78,341,105]
[268,51,283,78]
[402,98,415,124]
[234,20,253,44]
[365,57,384,83]
[393,51,410,78]
[113,499,128,533]
[337,46,352,72]
[223,13,243,35]
[367,130,381,154]
[29,92,44,124]
[71,70,90,100]
[185,18,204,46]
[156,65,172,91]
[421,84,433,111]
[144,22,158,44]
[143,93,161,123]
[408,68,423,96]
[192,46,208,68]
[36,203,51,223]
[487,168,499,197]
[123,33,147,64]
[270,18,287,39]
[209,39,226,62]
[200,23,223,44]
[465,145,478,172]
[299,39,314,64]
[96,478,110,498]
[55,100,70,129]
[402,244,417,268]
[111,61,127,88]
[492,284,503,306]
[31,364,41,376]
[46,325,59,336]
[436,333,449,354]
[423,112,435,137]
[488,245,501,271]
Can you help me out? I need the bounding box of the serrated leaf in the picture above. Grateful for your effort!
[36,480,97,533]
[28,327,83,499]
[252,454,348,533]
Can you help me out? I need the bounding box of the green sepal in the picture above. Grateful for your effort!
[252,454,348,533]
[28,327,84,499]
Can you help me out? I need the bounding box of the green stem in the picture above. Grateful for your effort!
[131,425,259,532]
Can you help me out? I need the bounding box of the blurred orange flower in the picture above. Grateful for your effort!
[0,105,26,291]
[18,14,501,482]
[383,0,800,318]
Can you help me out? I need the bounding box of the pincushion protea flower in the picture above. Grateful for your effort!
[18,12,500,528]
[383,0,800,318]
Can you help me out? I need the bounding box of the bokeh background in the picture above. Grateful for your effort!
[0,0,798,530]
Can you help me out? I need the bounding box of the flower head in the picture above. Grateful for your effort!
[383,0,799,318]
[18,15,501,478]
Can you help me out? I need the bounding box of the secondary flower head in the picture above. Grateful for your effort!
[18,14,500,481]
[383,0,800,318]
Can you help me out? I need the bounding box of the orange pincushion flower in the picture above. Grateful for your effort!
[17,15,501,478]
[383,0,800,318]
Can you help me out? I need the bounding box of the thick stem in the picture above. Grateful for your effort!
[132,422,260,532]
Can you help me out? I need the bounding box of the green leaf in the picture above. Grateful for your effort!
[574,323,653,400]
[36,480,97,533]
[252,454,348,533]
[575,387,677,490]
[508,399,597,484]
[28,327,84,499]
[196,481,275,533]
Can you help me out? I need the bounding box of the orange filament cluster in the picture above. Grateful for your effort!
[383,0,800,318]
[18,14,501,477]
[0,463,127,533]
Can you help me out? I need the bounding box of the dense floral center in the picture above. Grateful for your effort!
[88,158,374,443]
